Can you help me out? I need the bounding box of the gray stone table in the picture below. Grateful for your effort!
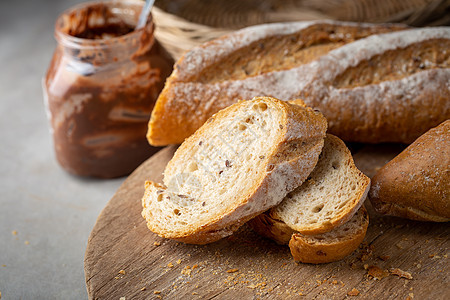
[0,1,129,298]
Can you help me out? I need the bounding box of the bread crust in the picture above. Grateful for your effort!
[142,97,327,244]
[168,21,405,83]
[289,207,369,264]
[369,120,450,222]
[301,31,450,143]
[173,223,242,245]
[147,21,411,146]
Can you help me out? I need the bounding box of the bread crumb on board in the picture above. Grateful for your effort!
[154,290,161,294]
[181,265,192,276]
[390,268,413,279]
[226,268,239,273]
[115,269,126,279]
[347,288,360,296]
[154,241,161,246]
[119,297,125,300]
[12,230,17,236]
[247,282,267,289]
[140,287,146,291]
[367,265,389,280]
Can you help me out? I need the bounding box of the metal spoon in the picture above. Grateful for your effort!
[136,0,155,30]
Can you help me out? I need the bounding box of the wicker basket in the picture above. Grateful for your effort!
[152,0,450,59]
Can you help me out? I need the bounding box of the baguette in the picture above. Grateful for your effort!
[147,21,408,146]
[142,97,327,244]
[369,120,450,222]
[270,134,370,235]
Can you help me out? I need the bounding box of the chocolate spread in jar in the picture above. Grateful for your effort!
[44,1,174,178]
[75,23,134,39]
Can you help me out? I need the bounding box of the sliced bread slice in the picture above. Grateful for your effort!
[289,206,369,264]
[142,97,327,244]
[270,134,370,235]
[249,206,368,263]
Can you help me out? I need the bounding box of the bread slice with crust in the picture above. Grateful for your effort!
[270,134,370,235]
[142,97,327,244]
[289,206,369,264]
[249,206,368,264]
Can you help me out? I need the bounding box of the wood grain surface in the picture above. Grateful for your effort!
[84,144,449,300]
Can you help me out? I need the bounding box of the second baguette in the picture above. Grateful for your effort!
[148,24,449,145]
[147,21,410,146]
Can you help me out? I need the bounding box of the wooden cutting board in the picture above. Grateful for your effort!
[84,144,449,300]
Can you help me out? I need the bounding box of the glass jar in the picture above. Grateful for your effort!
[43,0,173,178]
